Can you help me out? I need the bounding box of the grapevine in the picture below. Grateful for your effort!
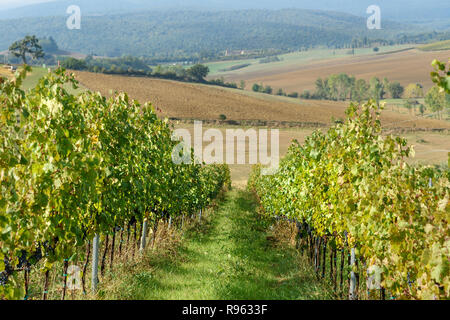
[0,67,231,299]
[249,100,449,300]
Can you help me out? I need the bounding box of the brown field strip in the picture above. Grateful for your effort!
[223,49,450,93]
[0,67,14,80]
[72,71,450,184]
[176,125,450,186]
[73,71,450,131]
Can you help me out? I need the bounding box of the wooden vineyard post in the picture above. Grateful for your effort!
[42,270,50,300]
[61,259,69,300]
[317,238,322,276]
[110,231,116,270]
[91,234,100,293]
[132,222,137,259]
[322,240,326,279]
[349,247,357,300]
[295,221,302,251]
[329,247,334,285]
[332,248,337,292]
[100,235,109,276]
[339,249,345,295]
[82,241,91,294]
[314,237,319,274]
[119,227,124,256]
[140,219,149,253]
[23,268,30,300]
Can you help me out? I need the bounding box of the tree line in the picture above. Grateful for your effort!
[60,56,241,89]
[4,35,449,120]
[2,34,239,90]
[311,74,404,104]
[252,73,450,119]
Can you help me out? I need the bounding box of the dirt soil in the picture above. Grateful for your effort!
[73,71,450,131]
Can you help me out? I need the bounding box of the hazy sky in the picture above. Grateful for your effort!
[0,0,54,9]
[1,0,448,19]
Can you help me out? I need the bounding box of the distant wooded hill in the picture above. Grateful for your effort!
[0,9,440,60]
[1,0,449,22]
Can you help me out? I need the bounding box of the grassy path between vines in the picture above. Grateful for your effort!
[103,189,331,300]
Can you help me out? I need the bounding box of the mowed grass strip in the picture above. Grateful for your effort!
[102,189,331,300]
[1,65,85,94]
[418,40,450,52]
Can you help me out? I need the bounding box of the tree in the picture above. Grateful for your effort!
[369,77,385,105]
[431,59,450,94]
[61,57,87,70]
[39,36,59,54]
[425,86,448,119]
[347,75,356,100]
[337,73,354,100]
[327,74,340,100]
[187,64,209,82]
[315,78,328,99]
[419,104,426,116]
[239,80,246,90]
[263,85,273,95]
[404,83,424,99]
[252,83,262,92]
[404,99,414,115]
[383,78,390,93]
[9,35,44,65]
[447,94,450,117]
[352,79,369,102]
[387,82,404,99]
[276,88,285,96]
[403,83,424,115]
[301,90,311,99]
[169,65,187,78]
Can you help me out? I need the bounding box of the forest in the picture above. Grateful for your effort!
[0,9,448,61]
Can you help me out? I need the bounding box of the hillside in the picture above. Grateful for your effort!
[72,70,450,185]
[0,9,411,59]
[73,70,450,131]
[419,39,450,51]
[2,0,450,304]
[219,49,450,93]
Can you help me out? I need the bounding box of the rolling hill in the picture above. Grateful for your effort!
[419,39,450,51]
[71,69,450,183]
[218,48,450,93]
[1,0,449,22]
[72,70,450,131]
[0,9,414,58]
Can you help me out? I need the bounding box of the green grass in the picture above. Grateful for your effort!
[21,67,86,95]
[102,189,332,300]
[206,58,256,75]
[1,65,85,95]
[207,45,414,77]
[21,67,49,91]
[418,40,450,52]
